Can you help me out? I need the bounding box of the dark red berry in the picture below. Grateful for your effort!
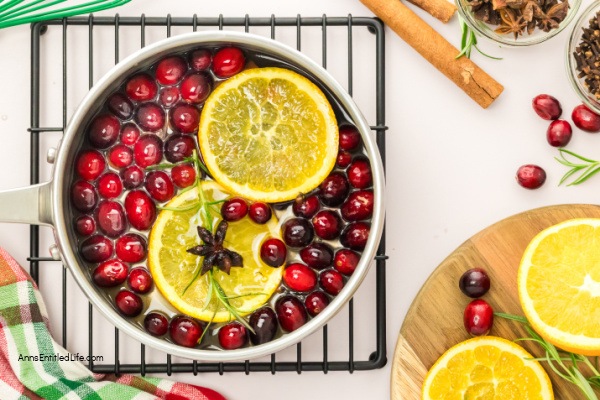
[319,269,344,295]
[125,73,157,101]
[249,203,272,224]
[546,120,572,147]
[145,171,175,202]
[221,198,248,222]
[75,215,96,236]
[190,49,212,71]
[169,316,203,347]
[124,190,157,231]
[249,307,277,345]
[299,242,334,270]
[340,222,370,251]
[120,123,140,146]
[159,87,181,108]
[218,322,247,350]
[144,312,169,336]
[164,134,196,162]
[532,94,562,120]
[121,165,144,189]
[464,299,494,336]
[136,103,165,132]
[292,195,320,219]
[155,56,187,85]
[337,150,352,168]
[284,263,317,292]
[282,218,314,247]
[319,172,350,207]
[572,104,600,132]
[108,144,133,168]
[134,135,163,168]
[275,295,307,332]
[347,157,372,189]
[212,47,245,78]
[312,210,343,240]
[115,290,143,317]
[80,235,113,263]
[76,150,106,181]
[516,164,546,189]
[334,249,360,276]
[338,125,362,151]
[92,259,128,287]
[171,164,196,188]
[97,173,123,199]
[305,291,330,317]
[95,200,127,238]
[260,238,287,267]
[88,114,120,149]
[115,233,147,263]
[71,180,98,212]
[180,73,211,104]
[107,93,134,120]
[127,267,153,294]
[341,190,374,221]
[170,103,201,134]
[459,268,491,298]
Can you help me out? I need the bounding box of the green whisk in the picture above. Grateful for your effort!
[0,0,131,29]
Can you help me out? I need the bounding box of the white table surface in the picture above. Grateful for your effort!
[0,0,598,399]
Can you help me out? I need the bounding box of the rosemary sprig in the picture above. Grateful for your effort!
[555,148,600,186]
[496,312,600,399]
[456,17,502,60]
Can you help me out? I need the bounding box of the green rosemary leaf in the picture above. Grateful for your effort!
[157,202,201,212]
[559,166,585,186]
[569,164,600,186]
[571,367,599,400]
[473,44,503,60]
[559,148,599,164]
[494,312,528,324]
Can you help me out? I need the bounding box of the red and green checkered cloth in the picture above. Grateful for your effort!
[0,247,226,400]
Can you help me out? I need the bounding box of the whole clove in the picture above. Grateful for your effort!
[574,12,600,100]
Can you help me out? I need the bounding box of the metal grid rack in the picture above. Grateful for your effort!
[28,14,387,375]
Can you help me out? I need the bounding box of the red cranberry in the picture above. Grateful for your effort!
[190,49,212,71]
[312,210,343,240]
[115,233,147,263]
[136,103,165,132]
[464,299,494,336]
[171,164,196,188]
[75,215,96,236]
[248,203,272,224]
[71,180,98,212]
[169,316,203,347]
[115,290,143,317]
[121,165,144,189]
[320,269,344,295]
[108,144,133,168]
[284,263,317,292]
[127,267,153,294]
[319,172,350,206]
[212,47,245,78]
[80,235,113,263]
[337,150,352,168]
[299,242,333,270]
[249,307,277,345]
[164,134,196,162]
[339,125,362,151]
[275,295,307,332]
[572,104,600,132]
[92,259,128,287]
[282,218,314,248]
[144,312,169,336]
[293,195,320,219]
[159,87,181,108]
[95,200,127,238]
[341,190,374,221]
[155,56,187,85]
[334,249,360,276]
[134,135,163,168]
[532,94,562,120]
[124,190,157,231]
[170,103,201,133]
[516,164,546,189]
[125,73,157,101]
[88,114,120,149]
[107,93,134,120]
[76,150,106,181]
[305,291,330,317]
[145,171,175,202]
[260,238,287,267]
[97,173,123,199]
[221,198,248,222]
[218,322,247,350]
[180,73,212,104]
[347,158,372,189]
[546,120,572,147]
[120,123,140,146]
[459,268,491,298]
[340,222,370,251]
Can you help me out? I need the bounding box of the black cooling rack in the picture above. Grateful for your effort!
[28,14,387,375]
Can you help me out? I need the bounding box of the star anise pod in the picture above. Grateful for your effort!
[495,8,527,39]
[534,0,568,32]
[186,221,243,276]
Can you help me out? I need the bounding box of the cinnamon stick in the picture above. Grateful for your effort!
[406,0,456,23]
[360,0,503,109]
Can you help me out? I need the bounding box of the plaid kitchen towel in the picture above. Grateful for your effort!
[0,247,226,400]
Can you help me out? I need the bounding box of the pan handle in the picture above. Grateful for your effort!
[0,182,53,226]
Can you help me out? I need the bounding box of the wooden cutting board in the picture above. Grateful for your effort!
[391,204,600,400]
